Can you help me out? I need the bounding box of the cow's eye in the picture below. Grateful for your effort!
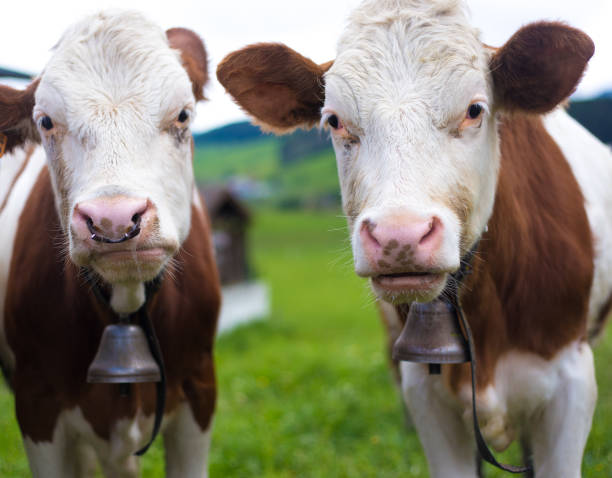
[177,109,189,123]
[41,116,54,131]
[467,103,483,120]
[328,114,341,130]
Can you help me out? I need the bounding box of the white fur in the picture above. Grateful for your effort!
[543,108,612,332]
[33,10,197,312]
[323,0,499,301]
[401,341,596,477]
[163,402,213,478]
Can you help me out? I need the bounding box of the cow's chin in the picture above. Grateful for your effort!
[91,248,170,283]
[370,272,448,304]
[71,246,175,285]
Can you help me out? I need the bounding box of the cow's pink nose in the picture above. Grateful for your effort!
[360,215,444,271]
[72,197,150,243]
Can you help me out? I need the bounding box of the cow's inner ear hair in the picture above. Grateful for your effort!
[490,21,594,114]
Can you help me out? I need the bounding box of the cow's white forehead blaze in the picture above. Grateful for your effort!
[32,10,199,310]
[323,0,499,302]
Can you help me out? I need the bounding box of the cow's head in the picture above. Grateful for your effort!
[0,11,208,313]
[218,0,593,304]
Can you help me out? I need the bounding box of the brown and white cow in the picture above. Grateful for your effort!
[217,0,612,475]
[0,10,220,477]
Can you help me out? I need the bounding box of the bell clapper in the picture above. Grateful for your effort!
[119,383,131,397]
[428,363,441,375]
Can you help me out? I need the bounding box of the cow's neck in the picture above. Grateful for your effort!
[110,282,146,315]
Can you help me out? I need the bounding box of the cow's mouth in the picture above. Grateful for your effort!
[86,245,176,283]
[371,271,447,302]
[96,247,168,262]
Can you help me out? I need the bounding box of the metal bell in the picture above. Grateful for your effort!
[392,300,470,364]
[87,323,161,383]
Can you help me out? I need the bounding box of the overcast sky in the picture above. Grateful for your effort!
[2,0,611,132]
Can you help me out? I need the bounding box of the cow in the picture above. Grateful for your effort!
[216,0,612,476]
[0,10,220,477]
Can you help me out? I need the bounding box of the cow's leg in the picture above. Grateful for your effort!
[163,401,213,478]
[22,419,97,478]
[527,342,596,478]
[400,362,477,477]
[95,416,142,478]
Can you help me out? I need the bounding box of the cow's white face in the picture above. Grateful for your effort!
[32,11,201,308]
[322,1,498,303]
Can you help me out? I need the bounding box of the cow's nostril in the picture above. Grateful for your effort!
[362,219,381,247]
[131,213,140,224]
[85,216,97,233]
[419,217,440,245]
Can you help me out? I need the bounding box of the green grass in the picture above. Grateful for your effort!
[1,209,611,476]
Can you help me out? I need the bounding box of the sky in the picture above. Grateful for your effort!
[2,0,611,133]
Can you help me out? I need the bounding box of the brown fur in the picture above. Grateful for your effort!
[216,43,332,133]
[0,79,40,153]
[5,167,220,441]
[490,22,594,114]
[443,114,593,391]
[166,28,209,102]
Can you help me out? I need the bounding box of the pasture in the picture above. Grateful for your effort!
[1,209,611,476]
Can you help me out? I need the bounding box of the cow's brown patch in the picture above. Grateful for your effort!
[5,167,220,442]
[437,114,593,392]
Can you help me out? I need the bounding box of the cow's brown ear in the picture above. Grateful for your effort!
[217,43,332,134]
[167,28,208,102]
[490,22,594,114]
[0,79,39,154]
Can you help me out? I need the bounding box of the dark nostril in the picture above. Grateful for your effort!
[131,213,140,224]
[85,216,96,232]
[419,217,439,245]
[362,219,381,247]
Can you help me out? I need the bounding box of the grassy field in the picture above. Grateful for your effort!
[1,209,611,476]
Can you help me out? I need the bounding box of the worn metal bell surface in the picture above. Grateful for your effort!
[392,300,470,364]
[87,324,161,383]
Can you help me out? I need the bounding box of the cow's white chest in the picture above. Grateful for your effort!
[460,341,595,451]
[401,340,596,454]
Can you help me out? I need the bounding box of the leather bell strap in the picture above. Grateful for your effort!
[455,304,531,474]
[134,303,166,456]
